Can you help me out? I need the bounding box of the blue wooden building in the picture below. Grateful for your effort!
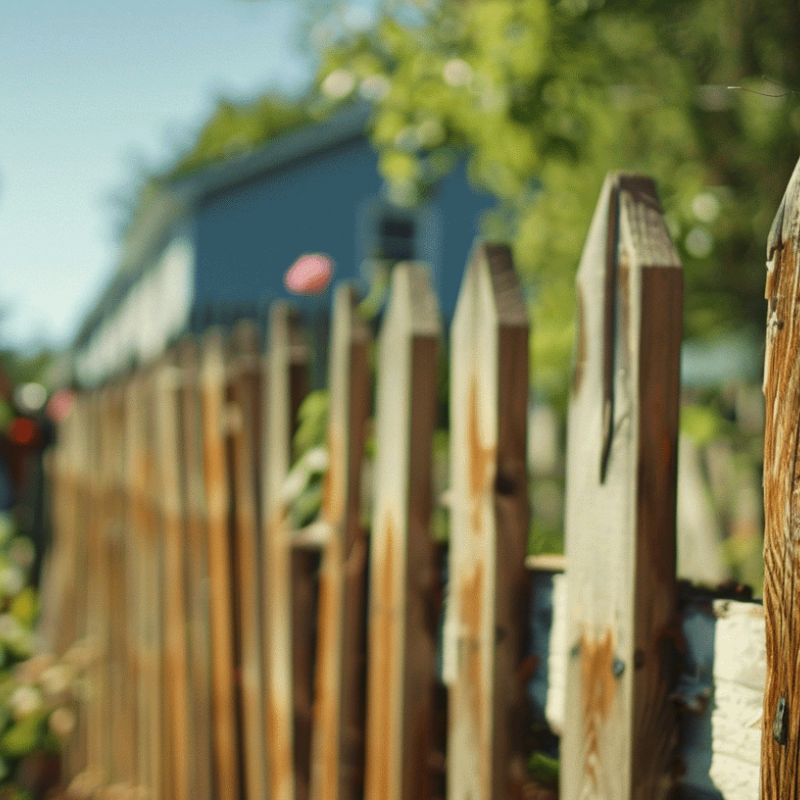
[72,104,495,385]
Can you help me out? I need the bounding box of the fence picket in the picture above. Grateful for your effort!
[227,321,269,800]
[262,303,311,800]
[310,286,372,800]
[364,263,441,800]
[154,359,191,800]
[562,173,682,800]
[446,242,530,800]
[200,331,240,800]
[177,338,214,800]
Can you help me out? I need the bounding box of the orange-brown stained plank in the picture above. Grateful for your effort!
[562,174,682,800]
[309,286,372,800]
[760,155,800,800]
[177,338,214,800]
[226,321,269,800]
[125,371,165,800]
[446,243,530,800]
[200,331,240,800]
[153,359,191,800]
[363,263,441,800]
[262,303,311,800]
[104,384,136,786]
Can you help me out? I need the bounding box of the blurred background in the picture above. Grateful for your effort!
[4,0,798,613]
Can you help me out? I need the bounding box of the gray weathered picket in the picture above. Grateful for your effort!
[364,263,441,800]
[562,173,683,800]
[310,285,372,800]
[446,242,531,800]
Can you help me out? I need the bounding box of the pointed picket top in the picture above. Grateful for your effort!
[364,263,441,800]
[199,329,240,800]
[262,302,311,800]
[310,285,372,800]
[446,242,530,800]
[226,321,269,800]
[152,356,190,800]
[761,154,800,800]
[176,336,214,800]
[563,173,682,800]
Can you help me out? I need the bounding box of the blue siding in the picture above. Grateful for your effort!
[193,133,495,319]
[194,136,381,317]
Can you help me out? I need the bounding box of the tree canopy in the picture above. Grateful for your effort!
[149,0,800,399]
[309,0,800,397]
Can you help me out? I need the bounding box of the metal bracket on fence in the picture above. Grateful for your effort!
[600,177,621,484]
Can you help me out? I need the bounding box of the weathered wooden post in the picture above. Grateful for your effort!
[200,331,240,800]
[363,263,441,800]
[125,371,164,800]
[153,357,191,800]
[562,173,682,800]
[310,286,372,800]
[177,338,214,800]
[262,303,311,800]
[446,243,530,800]
[227,322,269,800]
[761,156,800,799]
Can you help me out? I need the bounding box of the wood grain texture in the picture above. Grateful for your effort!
[446,242,530,800]
[310,286,372,800]
[200,331,240,800]
[177,338,214,800]
[226,322,269,800]
[154,360,190,800]
[761,154,800,800]
[363,264,441,800]
[562,173,682,800]
[262,303,310,800]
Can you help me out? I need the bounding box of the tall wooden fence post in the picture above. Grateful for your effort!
[310,286,372,800]
[227,321,269,800]
[561,173,682,800]
[446,243,530,800]
[761,155,800,799]
[177,338,214,800]
[200,330,240,800]
[364,263,441,800]
[262,303,311,800]
[153,358,191,800]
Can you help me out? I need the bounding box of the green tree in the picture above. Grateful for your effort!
[309,0,800,399]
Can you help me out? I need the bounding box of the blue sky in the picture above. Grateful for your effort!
[0,0,321,352]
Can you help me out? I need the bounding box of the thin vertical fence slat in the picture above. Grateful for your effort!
[86,391,110,784]
[310,286,372,800]
[106,384,134,787]
[562,173,682,800]
[177,338,214,800]
[226,321,269,800]
[262,303,310,800]
[154,359,191,800]
[126,373,162,800]
[446,242,530,800]
[121,377,143,798]
[364,263,441,800]
[200,330,241,800]
[761,155,800,799]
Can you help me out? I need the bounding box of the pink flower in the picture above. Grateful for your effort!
[284,253,334,295]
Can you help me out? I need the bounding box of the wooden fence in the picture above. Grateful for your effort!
[38,169,785,800]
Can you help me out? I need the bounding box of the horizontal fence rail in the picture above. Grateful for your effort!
[37,168,783,800]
